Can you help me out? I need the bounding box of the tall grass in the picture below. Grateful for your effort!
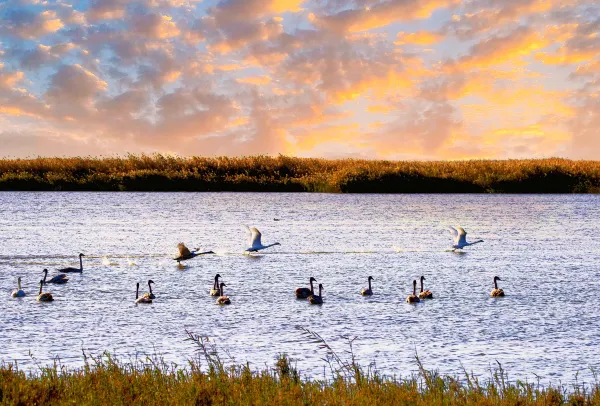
[1,330,599,405]
[1,154,600,192]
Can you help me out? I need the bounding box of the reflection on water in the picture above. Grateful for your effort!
[1,192,600,384]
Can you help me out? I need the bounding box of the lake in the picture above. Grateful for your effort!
[1,192,599,384]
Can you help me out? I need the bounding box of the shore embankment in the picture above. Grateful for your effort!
[1,155,599,193]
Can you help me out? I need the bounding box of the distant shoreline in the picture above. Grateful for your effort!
[1,155,599,193]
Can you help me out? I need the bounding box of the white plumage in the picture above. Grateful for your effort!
[244,226,280,252]
[447,226,484,250]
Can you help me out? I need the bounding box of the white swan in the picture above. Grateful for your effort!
[174,243,215,263]
[11,277,25,297]
[244,226,280,253]
[447,226,483,250]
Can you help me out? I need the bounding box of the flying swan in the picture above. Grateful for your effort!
[244,226,281,253]
[174,243,214,263]
[447,226,483,251]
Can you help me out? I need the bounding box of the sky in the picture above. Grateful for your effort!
[0,0,599,160]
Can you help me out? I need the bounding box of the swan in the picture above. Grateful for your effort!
[210,274,221,296]
[361,276,373,296]
[58,253,85,273]
[135,282,152,304]
[308,283,323,305]
[10,277,25,297]
[447,226,483,250]
[216,283,231,305]
[244,226,280,253]
[37,280,54,302]
[406,280,420,303]
[418,276,433,299]
[42,269,68,284]
[295,277,316,298]
[174,243,215,263]
[146,279,156,299]
[490,276,505,297]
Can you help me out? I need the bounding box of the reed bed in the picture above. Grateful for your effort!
[1,330,599,405]
[1,155,600,192]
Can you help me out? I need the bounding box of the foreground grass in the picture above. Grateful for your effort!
[1,155,600,193]
[1,332,599,405]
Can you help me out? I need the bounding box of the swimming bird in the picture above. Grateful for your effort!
[490,276,505,297]
[42,269,68,284]
[37,280,54,302]
[361,276,374,296]
[406,280,420,303]
[135,282,152,304]
[174,243,214,263]
[58,253,85,273]
[295,277,316,299]
[216,283,231,305]
[418,276,433,299]
[210,274,222,296]
[308,283,323,305]
[146,280,156,299]
[244,226,281,253]
[447,226,483,251]
[10,277,25,297]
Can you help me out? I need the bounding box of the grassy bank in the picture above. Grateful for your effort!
[1,332,598,405]
[1,155,600,193]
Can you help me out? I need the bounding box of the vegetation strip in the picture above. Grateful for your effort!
[1,155,599,193]
[1,331,598,405]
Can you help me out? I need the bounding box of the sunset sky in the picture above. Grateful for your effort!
[0,0,599,159]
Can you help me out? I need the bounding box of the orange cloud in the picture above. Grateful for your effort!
[132,14,181,39]
[457,27,549,69]
[395,31,444,45]
[310,0,456,33]
[236,75,271,85]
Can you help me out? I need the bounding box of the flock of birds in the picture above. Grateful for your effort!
[9,225,504,305]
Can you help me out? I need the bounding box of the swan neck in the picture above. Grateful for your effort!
[420,278,424,293]
[79,255,83,271]
[494,279,498,289]
[368,278,372,291]
[309,279,314,294]
[148,282,153,294]
[39,283,43,295]
[18,279,22,290]
[318,285,322,297]
[413,282,416,296]
[136,284,139,299]
[220,283,225,297]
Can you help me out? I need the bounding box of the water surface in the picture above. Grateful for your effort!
[2,192,599,384]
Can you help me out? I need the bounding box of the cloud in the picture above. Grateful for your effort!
[131,13,181,39]
[394,31,444,45]
[46,64,108,102]
[0,0,599,159]
[1,8,64,38]
[309,0,456,33]
[454,26,549,69]
[87,0,128,21]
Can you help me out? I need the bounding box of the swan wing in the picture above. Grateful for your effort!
[456,227,468,244]
[247,226,262,248]
[178,243,192,257]
[447,226,459,243]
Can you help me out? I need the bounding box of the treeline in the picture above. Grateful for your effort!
[0,155,599,193]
